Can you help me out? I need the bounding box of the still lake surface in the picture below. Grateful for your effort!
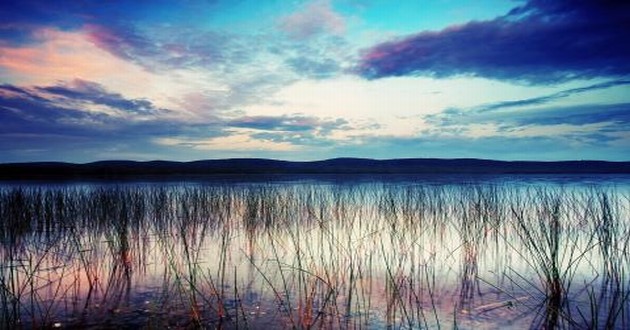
[1,174,629,329]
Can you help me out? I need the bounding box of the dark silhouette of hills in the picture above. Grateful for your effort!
[0,158,628,180]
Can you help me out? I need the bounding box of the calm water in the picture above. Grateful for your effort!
[1,174,629,329]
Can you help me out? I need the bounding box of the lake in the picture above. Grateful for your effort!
[1,174,629,329]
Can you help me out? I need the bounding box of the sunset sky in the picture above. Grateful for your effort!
[1,0,629,162]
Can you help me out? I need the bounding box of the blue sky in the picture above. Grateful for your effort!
[0,0,628,162]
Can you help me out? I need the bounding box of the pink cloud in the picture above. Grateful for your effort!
[279,0,346,40]
[0,26,197,112]
[0,27,149,86]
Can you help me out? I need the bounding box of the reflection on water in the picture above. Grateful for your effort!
[0,177,629,329]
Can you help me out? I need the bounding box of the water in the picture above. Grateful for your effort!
[1,174,629,329]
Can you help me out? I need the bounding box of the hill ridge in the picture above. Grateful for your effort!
[0,158,628,180]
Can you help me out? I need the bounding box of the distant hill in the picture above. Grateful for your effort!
[0,158,628,180]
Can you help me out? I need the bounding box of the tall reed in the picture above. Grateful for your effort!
[0,181,628,328]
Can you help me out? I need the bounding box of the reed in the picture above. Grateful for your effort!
[0,181,628,328]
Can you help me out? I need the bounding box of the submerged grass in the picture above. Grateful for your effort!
[0,182,628,329]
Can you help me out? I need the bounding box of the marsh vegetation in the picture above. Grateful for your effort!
[0,177,629,329]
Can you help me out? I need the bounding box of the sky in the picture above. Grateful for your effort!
[0,0,629,162]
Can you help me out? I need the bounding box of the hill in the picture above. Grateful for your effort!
[0,158,628,180]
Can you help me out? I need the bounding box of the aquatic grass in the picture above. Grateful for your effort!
[509,189,574,328]
[0,182,629,328]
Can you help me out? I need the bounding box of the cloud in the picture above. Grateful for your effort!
[0,24,297,117]
[285,56,341,79]
[327,131,628,161]
[357,0,630,83]
[228,114,348,132]
[504,103,630,127]
[220,114,351,148]
[416,79,630,157]
[85,5,351,81]
[0,1,223,45]
[151,112,353,155]
[0,1,248,78]
[0,80,356,160]
[0,80,234,161]
[155,134,298,152]
[84,23,351,110]
[0,27,169,99]
[476,80,630,112]
[279,0,345,40]
[85,24,242,72]
[85,24,159,64]
[0,2,84,43]
[426,102,630,141]
[250,131,335,147]
[35,79,164,115]
[425,80,630,129]
[3,0,352,83]
[0,81,175,135]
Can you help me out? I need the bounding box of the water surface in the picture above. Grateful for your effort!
[1,175,629,329]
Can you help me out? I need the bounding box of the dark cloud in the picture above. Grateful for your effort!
[35,79,163,115]
[0,96,236,160]
[0,84,49,102]
[428,102,630,127]
[422,80,630,157]
[478,80,630,112]
[2,84,101,133]
[0,81,354,161]
[357,0,630,83]
[0,81,225,161]
[0,81,173,136]
[505,103,630,127]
